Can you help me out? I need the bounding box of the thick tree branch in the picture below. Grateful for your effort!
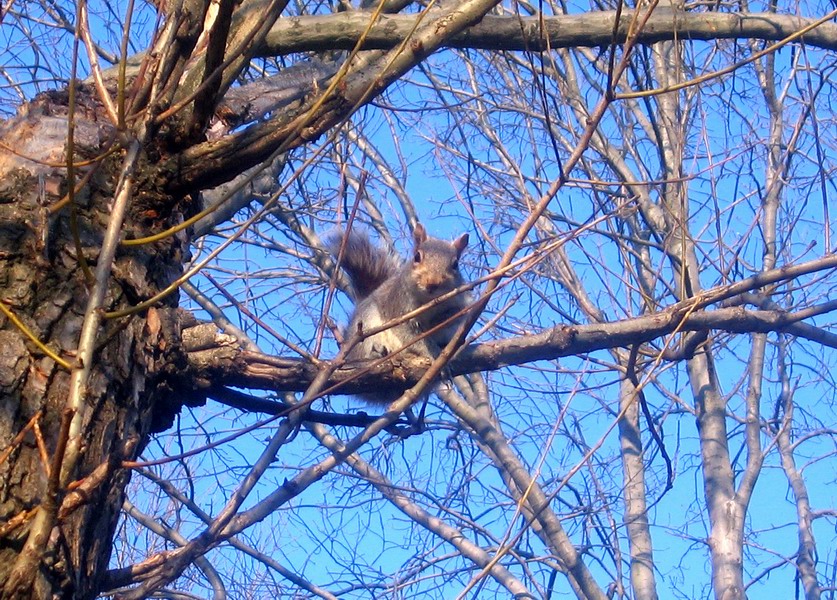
[170,1,503,193]
[184,300,837,403]
[258,10,837,54]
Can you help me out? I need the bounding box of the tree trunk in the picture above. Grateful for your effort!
[0,88,189,599]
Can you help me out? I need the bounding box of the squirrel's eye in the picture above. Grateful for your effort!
[414,250,423,263]
[451,259,459,270]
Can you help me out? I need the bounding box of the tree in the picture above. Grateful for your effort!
[1,0,836,597]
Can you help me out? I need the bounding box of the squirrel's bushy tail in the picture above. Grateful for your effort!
[326,229,400,301]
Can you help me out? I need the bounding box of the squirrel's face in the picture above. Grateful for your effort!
[410,231,468,298]
[412,252,459,296]
[418,273,448,295]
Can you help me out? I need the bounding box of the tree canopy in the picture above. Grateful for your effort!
[1,0,836,598]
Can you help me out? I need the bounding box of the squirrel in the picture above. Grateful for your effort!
[328,223,470,404]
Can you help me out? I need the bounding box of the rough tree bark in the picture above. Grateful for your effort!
[0,87,191,598]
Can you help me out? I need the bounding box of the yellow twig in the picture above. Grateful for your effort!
[0,301,73,370]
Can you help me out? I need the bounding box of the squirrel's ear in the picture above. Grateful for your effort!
[413,223,428,245]
[453,233,469,255]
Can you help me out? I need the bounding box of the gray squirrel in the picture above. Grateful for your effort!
[328,223,470,404]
